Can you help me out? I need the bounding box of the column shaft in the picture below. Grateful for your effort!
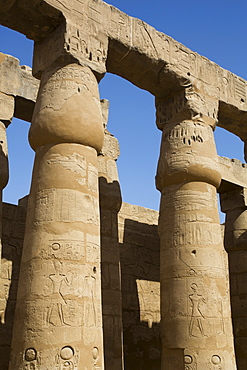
[220,188,247,370]
[9,63,104,369]
[156,89,237,369]
[98,100,124,369]
[0,119,9,326]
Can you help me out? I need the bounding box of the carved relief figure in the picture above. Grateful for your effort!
[0,283,9,324]
[189,283,206,337]
[46,261,73,326]
[84,271,96,327]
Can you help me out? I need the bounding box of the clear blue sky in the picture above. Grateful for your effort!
[0,0,246,223]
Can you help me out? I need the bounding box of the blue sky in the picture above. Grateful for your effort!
[0,0,246,222]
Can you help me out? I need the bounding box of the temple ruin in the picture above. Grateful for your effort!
[0,1,247,369]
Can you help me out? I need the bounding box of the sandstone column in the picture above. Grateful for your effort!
[98,100,124,369]
[0,93,11,326]
[0,119,9,274]
[220,188,247,370]
[9,63,105,369]
[155,88,237,369]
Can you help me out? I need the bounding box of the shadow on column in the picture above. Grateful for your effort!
[0,201,27,370]
[99,176,124,370]
[119,212,161,370]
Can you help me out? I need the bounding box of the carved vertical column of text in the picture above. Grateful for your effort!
[220,188,247,370]
[9,63,105,370]
[155,88,237,369]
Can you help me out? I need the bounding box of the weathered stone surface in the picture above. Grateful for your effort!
[0,53,39,122]
[156,92,236,369]
[1,1,247,368]
[0,1,247,136]
[118,203,161,370]
[0,201,27,370]
[220,188,247,369]
[218,156,247,192]
[98,100,123,369]
[9,63,105,370]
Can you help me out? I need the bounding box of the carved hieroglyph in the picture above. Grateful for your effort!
[9,63,104,369]
[156,89,237,369]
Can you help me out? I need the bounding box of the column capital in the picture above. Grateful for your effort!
[156,87,219,130]
[29,63,104,152]
[220,187,247,252]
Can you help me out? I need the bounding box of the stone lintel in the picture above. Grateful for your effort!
[218,156,247,193]
[220,188,247,213]
[0,53,39,122]
[0,1,247,136]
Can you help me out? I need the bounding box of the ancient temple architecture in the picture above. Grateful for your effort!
[0,1,247,369]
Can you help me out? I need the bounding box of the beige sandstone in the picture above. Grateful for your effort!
[0,0,247,369]
[220,188,247,370]
[156,89,236,369]
[98,99,124,369]
[9,63,105,369]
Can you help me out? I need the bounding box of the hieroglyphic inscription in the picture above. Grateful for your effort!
[56,345,79,370]
[156,90,218,129]
[136,279,160,328]
[132,18,158,58]
[48,240,85,261]
[87,163,98,192]
[34,189,99,225]
[109,8,131,44]
[47,153,87,185]
[184,354,197,370]
[161,185,218,212]
[234,76,246,102]
[64,21,108,74]
[86,233,100,264]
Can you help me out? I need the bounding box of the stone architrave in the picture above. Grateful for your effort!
[156,87,237,369]
[220,188,247,370]
[9,63,105,369]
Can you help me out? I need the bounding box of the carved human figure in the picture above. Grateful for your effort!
[84,271,96,327]
[47,261,73,326]
[189,283,206,337]
[0,284,8,324]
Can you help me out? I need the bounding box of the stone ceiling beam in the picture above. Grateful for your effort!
[0,0,247,137]
[0,53,39,122]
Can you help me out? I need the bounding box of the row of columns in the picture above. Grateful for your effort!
[1,59,245,369]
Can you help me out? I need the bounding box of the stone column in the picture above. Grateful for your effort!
[9,63,105,369]
[0,93,11,327]
[220,188,247,370]
[155,88,237,369]
[98,100,123,369]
